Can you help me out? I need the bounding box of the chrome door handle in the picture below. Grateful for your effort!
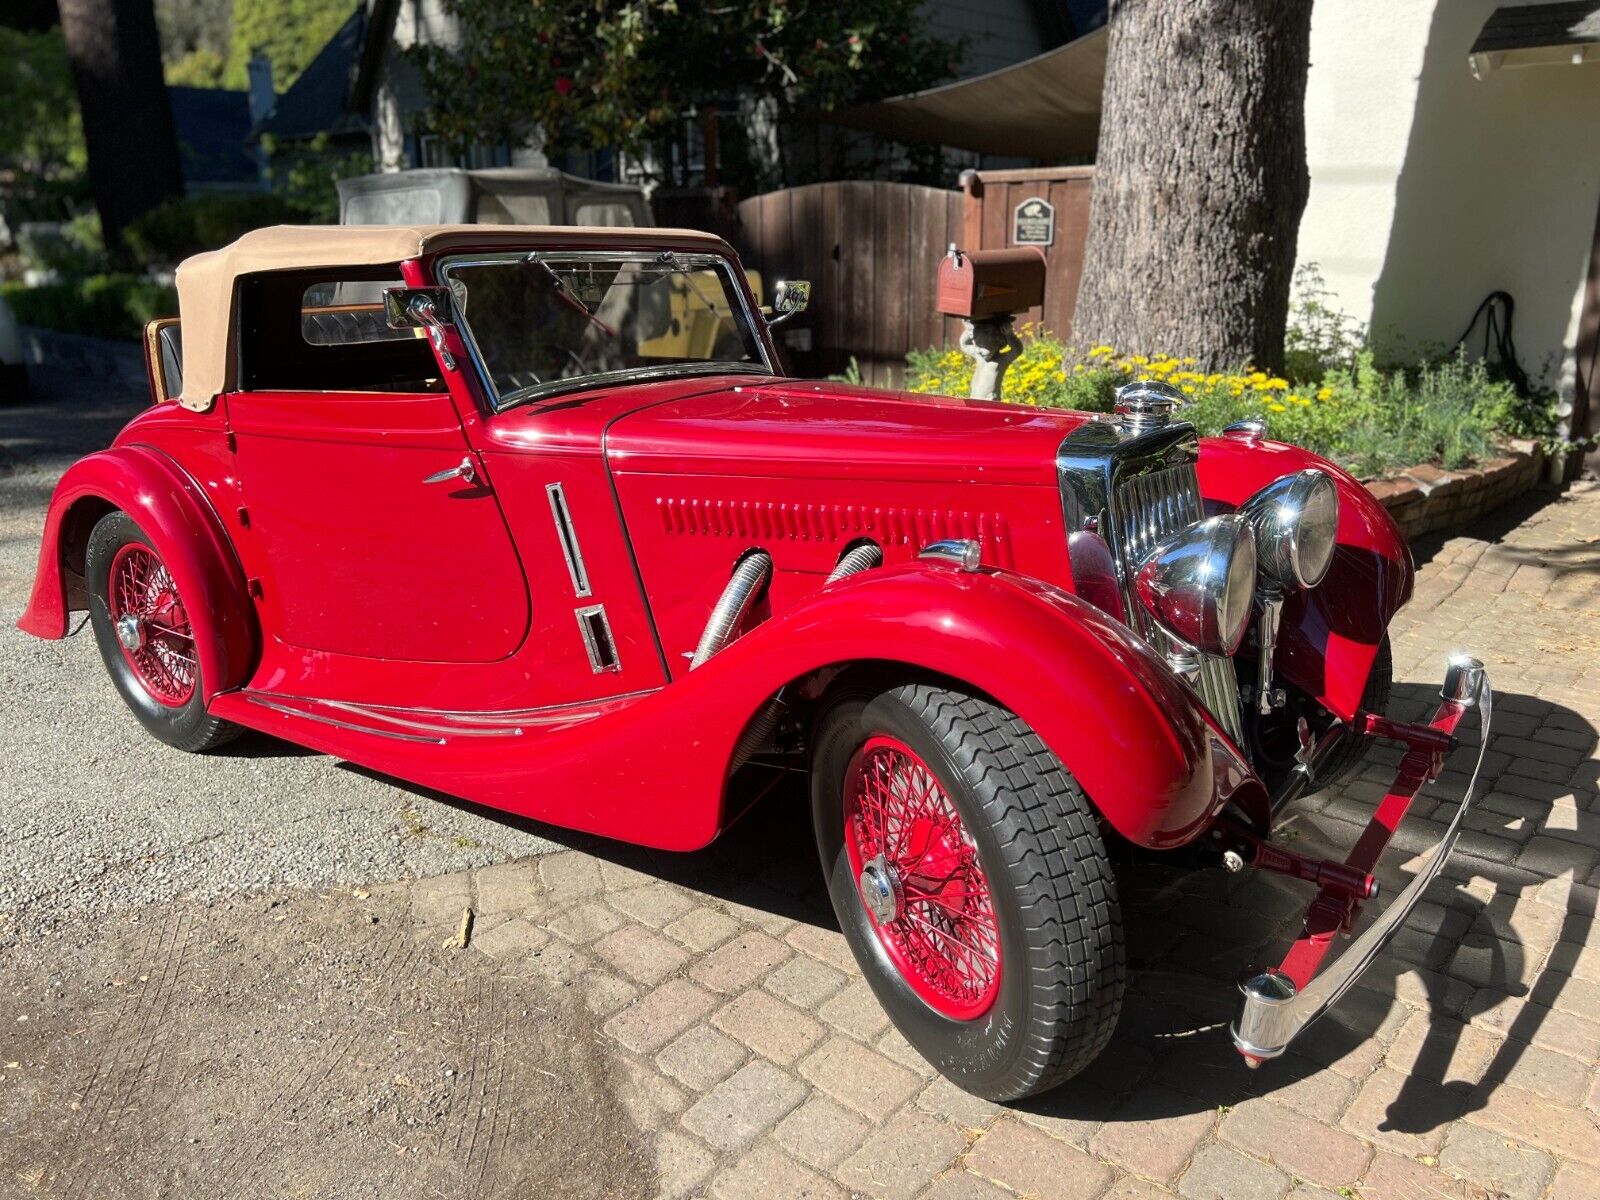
[423,456,477,486]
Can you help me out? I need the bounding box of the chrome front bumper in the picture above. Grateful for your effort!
[1232,655,1493,1064]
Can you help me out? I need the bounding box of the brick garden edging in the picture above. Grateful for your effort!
[1363,440,1545,541]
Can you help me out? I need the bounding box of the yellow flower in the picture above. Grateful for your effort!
[1317,387,1333,400]
[1073,363,1085,372]
[1182,357,1196,366]
[1267,402,1287,413]
[1181,385,1196,394]
[1089,345,1114,358]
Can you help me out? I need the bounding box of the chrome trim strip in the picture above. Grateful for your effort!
[546,482,592,598]
[1232,660,1492,1061]
[242,695,447,745]
[318,699,523,738]
[576,603,621,674]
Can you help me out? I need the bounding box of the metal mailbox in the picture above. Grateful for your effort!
[935,246,1047,320]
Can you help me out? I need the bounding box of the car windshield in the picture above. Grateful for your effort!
[442,250,771,407]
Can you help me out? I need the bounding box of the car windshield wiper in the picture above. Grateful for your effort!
[526,253,618,339]
[652,249,723,320]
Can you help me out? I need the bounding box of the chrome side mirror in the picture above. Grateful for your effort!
[384,286,455,329]
[384,287,457,370]
[768,279,810,325]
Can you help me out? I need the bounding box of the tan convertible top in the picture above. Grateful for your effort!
[173,223,733,409]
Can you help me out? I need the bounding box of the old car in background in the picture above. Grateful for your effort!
[337,166,651,228]
[20,223,1493,1101]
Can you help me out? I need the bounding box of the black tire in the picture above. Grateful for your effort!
[85,511,242,753]
[811,679,1124,1101]
[1250,635,1393,795]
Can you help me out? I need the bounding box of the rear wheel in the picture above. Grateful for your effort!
[86,511,241,753]
[812,679,1123,1101]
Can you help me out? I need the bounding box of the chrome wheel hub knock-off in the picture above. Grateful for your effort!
[858,856,900,925]
[116,614,145,651]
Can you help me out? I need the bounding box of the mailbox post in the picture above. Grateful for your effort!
[935,245,1047,401]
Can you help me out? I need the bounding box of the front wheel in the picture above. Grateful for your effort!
[85,511,242,753]
[811,679,1124,1101]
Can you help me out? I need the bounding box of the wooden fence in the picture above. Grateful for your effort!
[730,181,965,387]
[667,171,1097,388]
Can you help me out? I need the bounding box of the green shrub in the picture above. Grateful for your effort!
[3,274,178,339]
[123,192,312,267]
[905,329,1551,477]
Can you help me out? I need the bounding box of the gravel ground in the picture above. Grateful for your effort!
[0,364,561,947]
[0,885,652,1198]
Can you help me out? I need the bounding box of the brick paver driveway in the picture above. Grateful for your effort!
[373,481,1600,1199]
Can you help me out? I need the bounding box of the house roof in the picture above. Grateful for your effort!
[822,26,1107,159]
[172,223,734,409]
[252,4,368,142]
[168,86,256,186]
[1470,2,1600,73]
[1472,2,1600,52]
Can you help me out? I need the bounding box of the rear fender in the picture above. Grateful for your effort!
[706,561,1267,849]
[1198,437,1413,721]
[18,446,256,701]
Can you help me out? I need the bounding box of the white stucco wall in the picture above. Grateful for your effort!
[1297,0,1600,395]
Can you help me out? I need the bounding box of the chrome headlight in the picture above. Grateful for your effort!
[1238,470,1340,591]
[1134,514,1258,655]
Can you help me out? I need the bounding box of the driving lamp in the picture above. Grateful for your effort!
[1238,470,1340,592]
[1134,514,1258,656]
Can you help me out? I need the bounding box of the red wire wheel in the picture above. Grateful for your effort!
[106,542,197,707]
[842,735,1002,1020]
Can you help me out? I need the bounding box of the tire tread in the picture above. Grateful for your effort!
[889,681,1124,1098]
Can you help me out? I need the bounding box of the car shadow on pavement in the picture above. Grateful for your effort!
[346,679,1594,1131]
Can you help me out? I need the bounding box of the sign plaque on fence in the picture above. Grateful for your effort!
[1012,196,1056,247]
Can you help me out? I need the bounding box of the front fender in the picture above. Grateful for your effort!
[208,559,1262,852]
[18,446,256,701]
[1199,437,1414,721]
[707,560,1267,849]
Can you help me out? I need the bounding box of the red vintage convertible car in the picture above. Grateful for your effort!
[20,225,1493,1101]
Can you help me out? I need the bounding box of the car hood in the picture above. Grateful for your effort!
[604,380,1095,487]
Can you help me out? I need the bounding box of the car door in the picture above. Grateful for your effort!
[225,268,531,664]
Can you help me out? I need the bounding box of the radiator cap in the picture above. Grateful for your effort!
[1115,379,1184,434]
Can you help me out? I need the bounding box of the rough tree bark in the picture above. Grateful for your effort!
[57,0,184,261]
[1072,0,1314,373]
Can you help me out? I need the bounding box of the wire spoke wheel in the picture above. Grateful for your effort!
[842,734,1001,1020]
[107,542,197,707]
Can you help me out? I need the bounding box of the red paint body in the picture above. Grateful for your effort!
[20,236,1411,853]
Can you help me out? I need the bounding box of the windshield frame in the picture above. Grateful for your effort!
[436,249,776,412]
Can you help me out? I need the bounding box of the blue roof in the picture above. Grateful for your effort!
[168,86,257,186]
[253,6,368,142]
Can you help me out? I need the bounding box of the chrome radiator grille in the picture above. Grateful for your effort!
[1112,464,1248,748]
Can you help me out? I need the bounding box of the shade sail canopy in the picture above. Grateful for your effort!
[824,26,1107,159]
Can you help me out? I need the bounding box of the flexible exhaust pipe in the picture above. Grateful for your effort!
[730,543,883,770]
[826,541,882,583]
[691,550,772,670]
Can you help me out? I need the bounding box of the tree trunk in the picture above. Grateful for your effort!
[1072,0,1313,373]
[57,0,184,261]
